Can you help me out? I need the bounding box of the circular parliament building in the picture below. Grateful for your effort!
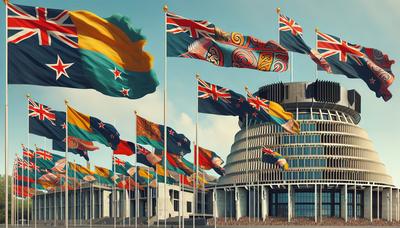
[211,80,399,222]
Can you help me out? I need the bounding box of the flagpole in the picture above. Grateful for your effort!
[276,7,281,83]
[128,175,131,227]
[64,100,69,228]
[34,144,37,228]
[246,113,250,223]
[10,161,13,226]
[178,174,181,228]
[315,28,319,81]
[91,181,94,227]
[135,166,138,228]
[163,5,168,228]
[44,139,47,223]
[73,159,76,227]
[113,153,116,228]
[122,175,125,227]
[4,2,9,226]
[147,166,150,227]
[156,163,159,227]
[54,187,56,226]
[133,112,138,228]
[79,180,82,226]
[25,95,31,228]
[194,73,201,228]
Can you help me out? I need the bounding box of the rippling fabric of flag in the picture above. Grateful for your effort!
[136,144,162,167]
[18,156,58,191]
[94,166,119,186]
[52,137,97,161]
[278,14,331,73]
[69,162,96,182]
[246,89,300,134]
[7,3,159,99]
[28,98,66,141]
[67,105,120,149]
[113,156,135,177]
[167,11,288,72]
[35,148,66,173]
[137,115,191,155]
[261,147,288,171]
[28,98,97,159]
[317,31,395,101]
[194,146,225,176]
[198,78,256,117]
[136,115,163,150]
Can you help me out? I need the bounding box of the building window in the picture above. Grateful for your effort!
[294,191,315,217]
[322,190,341,217]
[174,201,179,212]
[269,191,288,217]
[187,202,192,213]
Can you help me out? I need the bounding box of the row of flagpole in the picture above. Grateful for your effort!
[6,4,214,228]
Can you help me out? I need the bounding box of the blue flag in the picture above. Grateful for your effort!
[197,78,268,123]
[28,98,65,141]
[316,31,395,101]
[278,13,332,73]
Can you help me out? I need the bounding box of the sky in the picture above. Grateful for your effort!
[0,0,399,186]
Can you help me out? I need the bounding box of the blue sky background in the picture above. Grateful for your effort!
[0,0,399,186]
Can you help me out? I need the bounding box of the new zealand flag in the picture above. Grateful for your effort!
[29,98,65,141]
[279,14,332,73]
[317,31,395,101]
[162,127,191,156]
[279,14,309,54]
[198,78,258,117]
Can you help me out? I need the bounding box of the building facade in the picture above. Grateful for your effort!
[28,81,399,224]
[213,81,399,222]
[32,182,196,224]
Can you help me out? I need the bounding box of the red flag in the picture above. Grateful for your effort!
[113,139,135,156]
[194,146,225,176]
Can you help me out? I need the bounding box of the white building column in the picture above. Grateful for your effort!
[354,184,357,219]
[215,189,225,218]
[396,189,400,221]
[235,186,247,220]
[287,184,292,222]
[261,186,268,221]
[314,184,317,223]
[124,189,130,219]
[390,188,393,222]
[382,188,390,221]
[364,186,372,221]
[341,184,347,222]
[377,186,380,219]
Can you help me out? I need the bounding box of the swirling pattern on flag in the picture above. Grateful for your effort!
[167,11,288,72]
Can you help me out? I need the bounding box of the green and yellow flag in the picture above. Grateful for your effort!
[67,105,120,149]
[8,3,159,99]
[94,166,119,185]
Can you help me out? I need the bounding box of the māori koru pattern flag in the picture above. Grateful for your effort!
[167,11,288,72]
[317,31,395,101]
